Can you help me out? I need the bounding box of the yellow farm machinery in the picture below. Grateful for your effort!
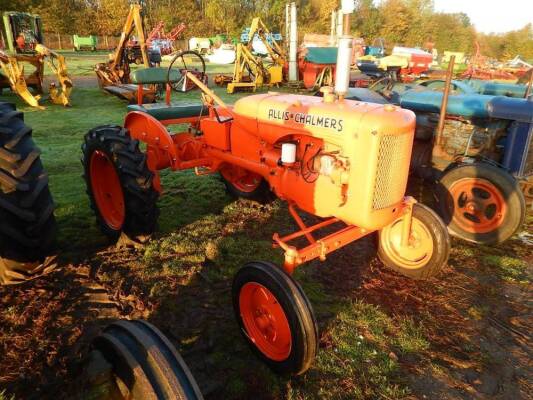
[215,17,286,93]
[0,11,72,109]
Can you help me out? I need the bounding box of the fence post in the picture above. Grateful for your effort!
[104,35,109,50]
[56,32,62,50]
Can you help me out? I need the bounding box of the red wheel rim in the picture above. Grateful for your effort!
[239,282,292,361]
[221,166,262,193]
[90,151,125,230]
[448,178,507,234]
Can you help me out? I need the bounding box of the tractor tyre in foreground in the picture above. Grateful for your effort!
[82,125,159,241]
[437,163,526,244]
[232,261,318,375]
[92,320,203,399]
[0,102,57,284]
[220,165,274,203]
[378,203,450,279]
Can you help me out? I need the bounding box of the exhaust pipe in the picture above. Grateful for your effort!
[334,0,355,99]
[289,2,298,82]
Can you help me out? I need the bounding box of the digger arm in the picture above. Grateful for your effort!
[0,50,43,109]
[34,44,73,107]
[111,4,150,70]
[246,17,286,66]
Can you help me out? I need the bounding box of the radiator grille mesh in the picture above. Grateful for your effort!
[372,133,412,210]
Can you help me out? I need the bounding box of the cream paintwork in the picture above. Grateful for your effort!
[233,94,416,231]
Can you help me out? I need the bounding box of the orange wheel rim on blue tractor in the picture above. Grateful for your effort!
[448,178,506,234]
[90,150,125,230]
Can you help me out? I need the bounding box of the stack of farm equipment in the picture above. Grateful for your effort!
[0,11,73,109]
[356,45,433,83]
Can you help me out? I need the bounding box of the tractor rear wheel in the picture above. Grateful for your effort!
[220,165,274,203]
[378,203,450,279]
[82,125,159,241]
[91,320,203,399]
[0,102,57,284]
[437,163,526,244]
[232,261,318,375]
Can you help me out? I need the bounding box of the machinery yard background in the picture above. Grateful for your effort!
[1,0,533,398]
[0,53,531,399]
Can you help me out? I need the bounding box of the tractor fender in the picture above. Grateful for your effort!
[124,111,179,171]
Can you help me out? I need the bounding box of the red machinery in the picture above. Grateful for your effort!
[82,10,450,375]
[146,21,186,55]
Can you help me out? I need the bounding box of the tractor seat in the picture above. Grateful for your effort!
[127,102,209,121]
[131,67,181,85]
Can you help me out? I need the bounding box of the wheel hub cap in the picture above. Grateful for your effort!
[448,178,506,234]
[239,282,292,361]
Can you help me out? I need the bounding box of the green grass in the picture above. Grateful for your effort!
[482,255,530,284]
[0,390,14,400]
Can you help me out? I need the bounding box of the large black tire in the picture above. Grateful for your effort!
[0,102,57,284]
[377,203,450,279]
[436,163,526,244]
[92,320,203,399]
[82,125,159,241]
[232,261,318,375]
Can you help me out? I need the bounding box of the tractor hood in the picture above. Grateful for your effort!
[399,90,533,122]
[233,93,415,146]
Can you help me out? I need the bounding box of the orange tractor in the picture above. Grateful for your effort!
[82,35,450,374]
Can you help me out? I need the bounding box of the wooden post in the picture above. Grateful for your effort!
[433,55,455,157]
[57,32,62,50]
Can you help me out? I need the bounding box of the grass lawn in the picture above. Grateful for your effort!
[0,53,532,399]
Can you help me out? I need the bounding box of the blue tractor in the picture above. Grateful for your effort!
[345,79,532,245]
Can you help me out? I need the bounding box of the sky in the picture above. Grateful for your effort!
[433,0,533,34]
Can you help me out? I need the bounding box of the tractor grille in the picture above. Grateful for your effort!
[372,133,412,210]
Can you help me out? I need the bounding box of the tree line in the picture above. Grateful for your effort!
[2,0,532,61]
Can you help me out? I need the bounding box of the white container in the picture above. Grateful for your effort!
[281,143,297,164]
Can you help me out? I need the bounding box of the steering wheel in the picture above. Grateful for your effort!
[369,75,395,93]
[167,50,207,92]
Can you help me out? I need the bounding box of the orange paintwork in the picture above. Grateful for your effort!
[90,151,125,230]
[123,90,417,272]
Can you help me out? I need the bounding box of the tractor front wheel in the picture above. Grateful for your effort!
[232,261,318,375]
[437,163,526,244]
[378,203,450,279]
[82,126,159,240]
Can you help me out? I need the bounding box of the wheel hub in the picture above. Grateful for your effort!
[448,178,506,234]
[380,216,434,270]
[239,282,292,361]
[89,150,125,230]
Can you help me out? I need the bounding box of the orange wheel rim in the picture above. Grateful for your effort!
[448,178,506,234]
[221,166,262,193]
[239,282,292,361]
[90,151,125,230]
